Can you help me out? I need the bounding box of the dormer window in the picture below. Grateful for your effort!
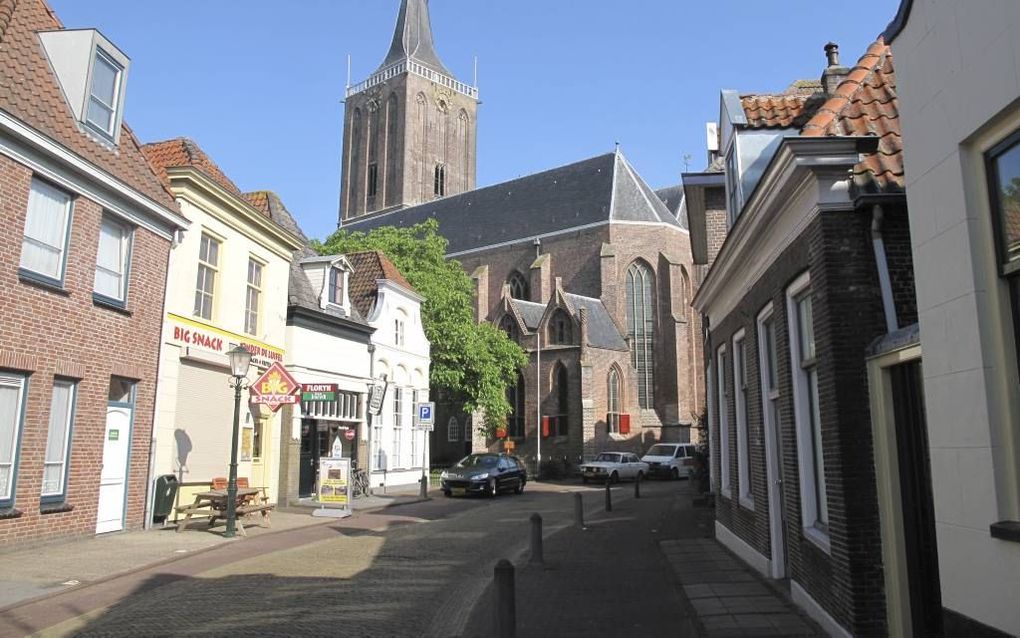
[328,267,344,305]
[86,49,122,139]
[725,145,742,225]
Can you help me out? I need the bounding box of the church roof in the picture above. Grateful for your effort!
[342,150,683,255]
[510,299,545,331]
[655,184,689,231]
[563,293,628,351]
[377,0,451,76]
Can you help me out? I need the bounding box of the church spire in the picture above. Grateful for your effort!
[378,0,452,76]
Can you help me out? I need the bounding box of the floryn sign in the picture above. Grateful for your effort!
[249,362,301,412]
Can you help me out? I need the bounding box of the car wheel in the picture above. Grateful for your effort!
[488,480,498,497]
[671,467,680,480]
[610,471,619,484]
[515,479,525,495]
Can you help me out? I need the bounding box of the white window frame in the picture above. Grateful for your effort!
[733,329,753,510]
[448,416,460,443]
[328,266,344,306]
[20,177,73,286]
[607,367,621,434]
[392,388,403,469]
[245,257,264,336]
[786,271,830,553]
[395,317,406,347]
[0,374,28,507]
[41,379,77,501]
[94,215,132,305]
[757,302,787,578]
[194,233,219,321]
[410,389,420,468]
[85,48,123,140]
[706,357,718,490]
[717,344,731,497]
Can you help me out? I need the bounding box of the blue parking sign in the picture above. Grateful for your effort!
[416,402,436,429]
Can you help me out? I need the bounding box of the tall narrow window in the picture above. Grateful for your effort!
[0,374,27,506]
[787,273,828,545]
[717,345,730,496]
[607,368,622,434]
[986,129,1020,372]
[507,272,529,300]
[41,379,77,501]
[447,416,460,443]
[551,311,572,345]
[86,49,122,138]
[21,178,72,283]
[434,164,446,197]
[410,389,419,468]
[245,258,263,335]
[349,108,362,214]
[507,374,525,438]
[94,216,132,304]
[758,305,782,510]
[367,163,379,198]
[385,94,399,207]
[328,267,344,306]
[551,363,569,437]
[395,317,406,347]
[392,388,403,468]
[194,233,219,320]
[626,262,655,408]
[733,332,753,509]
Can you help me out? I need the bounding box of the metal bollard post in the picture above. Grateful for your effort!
[494,559,516,638]
[635,473,642,499]
[573,492,584,529]
[530,513,543,564]
[605,480,612,512]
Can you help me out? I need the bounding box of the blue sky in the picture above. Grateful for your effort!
[49,0,900,241]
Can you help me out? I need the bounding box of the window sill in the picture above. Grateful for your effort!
[990,520,1020,543]
[720,487,732,500]
[93,294,131,316]
[19,269,69,295]
[803,524,832,555]
[0,507,23,520]
[739,495,755,512]
[40,502,74,515]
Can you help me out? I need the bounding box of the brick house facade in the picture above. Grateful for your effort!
[688,42,915,635]
[0,0,187,545]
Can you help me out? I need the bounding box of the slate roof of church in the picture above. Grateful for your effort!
[377,0,451,76]
[563,293,628,351]
[655,184,689,231]
[510,299,545,331]
[0,0,176,210]
[342,151,683,255]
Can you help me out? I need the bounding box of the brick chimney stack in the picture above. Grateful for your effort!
[821,42,850,95]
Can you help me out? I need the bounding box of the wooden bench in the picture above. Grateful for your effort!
[209,502,275,537]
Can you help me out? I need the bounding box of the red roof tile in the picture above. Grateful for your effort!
[345,250,417,318]
[0,0,176,209]
[801,40,903,193]
[741,94,814,129]
[243,191,271,216]
[142,138,244,198]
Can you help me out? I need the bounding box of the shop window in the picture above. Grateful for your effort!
[41,379,77,502]
[194,233,219,320]
[94,215,132,306]
[21,178,72,286]
[787,272,829,550]
[0,374,28,508]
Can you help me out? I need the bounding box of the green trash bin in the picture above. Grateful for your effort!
[153,474,179,523]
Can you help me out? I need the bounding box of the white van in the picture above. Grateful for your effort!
[641,443,697,479]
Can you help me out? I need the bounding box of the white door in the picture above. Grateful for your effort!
[96,405,131,534]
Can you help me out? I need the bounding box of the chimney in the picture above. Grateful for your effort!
[821,42,850,95]
[578,306,589,363]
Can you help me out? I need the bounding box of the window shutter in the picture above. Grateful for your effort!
[620,414,631,435]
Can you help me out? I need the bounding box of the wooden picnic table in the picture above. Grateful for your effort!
[174,488,273,537]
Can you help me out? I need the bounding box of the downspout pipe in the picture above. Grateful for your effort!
[871,204,899,334]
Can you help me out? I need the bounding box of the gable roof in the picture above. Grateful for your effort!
[0,0,175,209]
[509,299,545,331]
[378,0,451,76]
[655,184,689,231]
[346,250,417,318]
[563,293,628,351]
[143,138,246,200]
[801,40,903,194]
[342,151,683,255]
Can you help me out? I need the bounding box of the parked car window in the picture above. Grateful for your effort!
[595,453,620,463]
[676,447,686,458]
[456,454,498,468]
[646,444,676,457]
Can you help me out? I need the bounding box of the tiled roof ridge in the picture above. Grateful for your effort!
[801,39,889,136]
[142,137,244,198]
[346,249,416,294]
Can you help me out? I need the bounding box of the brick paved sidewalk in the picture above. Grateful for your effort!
[463,482,699,637]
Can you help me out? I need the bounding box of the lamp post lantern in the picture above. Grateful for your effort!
[225,345,252,538]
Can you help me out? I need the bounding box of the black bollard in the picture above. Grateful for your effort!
[605,480,612,512]
[573,492,585,529]
[495,559,516,638]
[530,513,543,564]
[635,472,642,499]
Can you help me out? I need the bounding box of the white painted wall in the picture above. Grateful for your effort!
[893,2,1020,633]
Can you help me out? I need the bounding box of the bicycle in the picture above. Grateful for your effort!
[352,468,370,498]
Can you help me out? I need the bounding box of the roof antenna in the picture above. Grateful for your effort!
[614,141,620,154]
[683,153,692,172]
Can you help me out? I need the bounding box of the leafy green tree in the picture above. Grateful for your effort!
[315,219,527,435]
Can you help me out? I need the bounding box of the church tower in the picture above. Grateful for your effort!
[339,0,478,222]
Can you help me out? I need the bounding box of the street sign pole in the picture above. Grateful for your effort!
[415,402,435,499]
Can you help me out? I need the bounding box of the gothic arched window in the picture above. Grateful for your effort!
[385,93,399,206]
[550,362,569,437]
[507,271,529,300]
[507,373,525,438]
[499,315,518,343]
[349,108,363,213]
[458,109,470,191]
[415,93,427,200]
[626,261,655,408]
[434,164,446,197]
[608,367,622,434]
[447,416,460,443]
[551,310,572,345]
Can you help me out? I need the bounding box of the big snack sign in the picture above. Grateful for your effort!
[249,362,300,412]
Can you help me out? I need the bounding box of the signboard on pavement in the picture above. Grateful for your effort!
[249,362,301,412]
[317,457,350,507]
[415,402,436,430]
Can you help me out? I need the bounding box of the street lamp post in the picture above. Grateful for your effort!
[225,345,252,538]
